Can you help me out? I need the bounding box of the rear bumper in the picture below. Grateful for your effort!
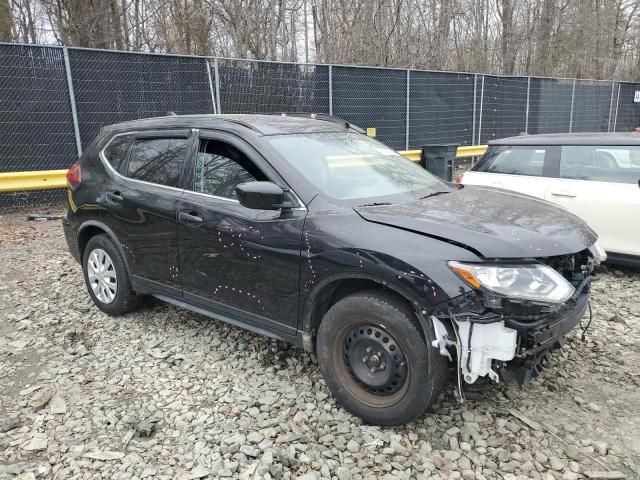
[62,217,81,263]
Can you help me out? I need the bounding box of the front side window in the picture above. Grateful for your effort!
[474,146,545,176]
[194,140,266,199]
[103,134,132,170]
[127,138,188,187]
[267,132,448,203]
[560,145,640,184]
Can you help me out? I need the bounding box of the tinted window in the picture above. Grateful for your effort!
[127,138,187,187]
[475,146,545,176]
[194,140,266,199]
[103,134,132,170]
[560,145,640,184]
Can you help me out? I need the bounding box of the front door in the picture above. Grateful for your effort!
[463,145,558,199]
[544,145,640,256]
[177,133,306,336]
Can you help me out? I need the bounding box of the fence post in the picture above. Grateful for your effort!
[405,70,410,150]
[328,65,333,116]
[206,59,217,114]
[477,75,485,145]
[569,79,576,132]
[213,58,222,114]
[472,74,477,145]
[613,83,621,131]
[607,81,616,132]
[525,76,531,133]
[63,47,83,157]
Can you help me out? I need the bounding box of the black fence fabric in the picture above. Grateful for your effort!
[409,71,475,147]
[332,66,407,150]
[0,45,77,173]
[3,43,640,208]
[69,50,213,147]
[217,60,330,114]
[478,76,529,144]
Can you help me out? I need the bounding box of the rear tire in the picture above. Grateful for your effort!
[316,291,447,426]
[82,234,141,315]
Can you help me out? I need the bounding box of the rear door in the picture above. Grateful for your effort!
[98,130,193,296]
[543,145,640,256]
[176,131,306,336]
[462,145,557,198]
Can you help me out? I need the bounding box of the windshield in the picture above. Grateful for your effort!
[267,132,449,203]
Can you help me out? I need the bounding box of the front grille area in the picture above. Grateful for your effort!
[538,249,594,287]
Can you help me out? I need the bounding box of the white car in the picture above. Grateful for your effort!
[460,133,640,266]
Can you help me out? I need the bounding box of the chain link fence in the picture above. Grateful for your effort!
[2,43,640,208]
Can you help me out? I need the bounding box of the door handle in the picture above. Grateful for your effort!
[178,211,203,226]
[105,191,124,203]
[549,191,576,198]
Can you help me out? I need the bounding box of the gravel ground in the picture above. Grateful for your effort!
[1,211,639,480]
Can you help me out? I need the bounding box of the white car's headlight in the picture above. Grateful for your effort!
[448,261,575,304]
[589,240,607,264]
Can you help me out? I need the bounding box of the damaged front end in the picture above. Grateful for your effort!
[430,245,605,393]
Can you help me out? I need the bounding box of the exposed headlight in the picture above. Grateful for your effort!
[448,261,575,304]
[589,240,607,264]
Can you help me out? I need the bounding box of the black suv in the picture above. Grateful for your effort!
[63,114,604,425]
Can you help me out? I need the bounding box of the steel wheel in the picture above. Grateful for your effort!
[344,325,408,396]
[87,248,118,304]
[332,321,411,409]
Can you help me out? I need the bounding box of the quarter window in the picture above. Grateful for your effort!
[194,140,266,199]
[560,145,640,184]
[475,146,546,176]
[127,138,188,187]
[103,134,132,170]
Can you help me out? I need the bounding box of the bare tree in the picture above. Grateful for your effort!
[5,0,640,80]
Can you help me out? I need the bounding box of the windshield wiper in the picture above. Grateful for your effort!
[419,191,450,200]
[357,202,394,207]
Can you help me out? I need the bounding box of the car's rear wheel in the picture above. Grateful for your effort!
[316,291,447,426]
[82,234,141,315]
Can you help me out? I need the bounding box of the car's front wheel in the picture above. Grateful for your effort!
[316,291,447,426]
[82,234,141,315]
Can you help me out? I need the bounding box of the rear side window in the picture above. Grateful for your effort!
[560,145,640,184]
[127,138,188,187]
[474,146,545,176]
[103,134,132,170]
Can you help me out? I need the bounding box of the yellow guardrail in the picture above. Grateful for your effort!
[0,145,488,193]
[0,169,68,193]
[399,145,488,163]
[456,145,488,158]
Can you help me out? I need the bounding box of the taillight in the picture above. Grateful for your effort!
[454,175,462,184]
[66,163,82,187]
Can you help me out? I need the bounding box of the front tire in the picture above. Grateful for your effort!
[316,291,446,426]
[82,234,141,315]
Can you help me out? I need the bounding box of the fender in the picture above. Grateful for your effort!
[77,220,133,280]
[300,271,430,335]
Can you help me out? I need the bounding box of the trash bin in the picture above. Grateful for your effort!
[421,144,458,182]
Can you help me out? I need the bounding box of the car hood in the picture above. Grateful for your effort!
[354,186,597,259]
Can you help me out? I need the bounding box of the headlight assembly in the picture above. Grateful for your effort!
[448,261,575,304]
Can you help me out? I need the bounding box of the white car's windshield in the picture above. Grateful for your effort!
[268,132,450,203]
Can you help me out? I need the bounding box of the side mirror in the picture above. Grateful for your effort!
[235,181,289,210]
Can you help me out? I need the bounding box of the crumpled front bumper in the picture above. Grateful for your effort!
[431,273,593,385]
[512,288,589,357]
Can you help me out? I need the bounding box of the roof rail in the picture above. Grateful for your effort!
[276,112,366,134]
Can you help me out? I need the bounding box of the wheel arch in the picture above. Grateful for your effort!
[301,273,429,349]
[77,220,132,279]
